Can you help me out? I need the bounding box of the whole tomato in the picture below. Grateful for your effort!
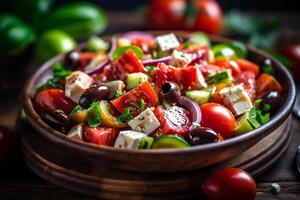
[282,44,300,78]
[148,0,186,30]
[0,126,16,161]
[200,103,235,139]
[192,0,223,34]
[202,168,256,200]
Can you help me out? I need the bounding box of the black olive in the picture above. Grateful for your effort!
[259,91,282,115]
[186,127,219,145]
[43,109,71,132]
[79,84,110,108]
[64,50,81,70]
[159,82,181,101]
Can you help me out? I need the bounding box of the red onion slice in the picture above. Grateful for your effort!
[122,31,155,41]
[178,96,202,125]
[143,56,171,66]
[85,59,110,75]
[108,37,117,57]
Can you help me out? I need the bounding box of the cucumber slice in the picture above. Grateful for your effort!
[190,32,210,46]
[207,70,232,85]
[212,44,237,59]
[126,73,149,90]
[138,136,154,149]
[234,112,260,135]
[185,90,211,105]
[152,135,191,149]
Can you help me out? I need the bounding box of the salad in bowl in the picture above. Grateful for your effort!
[33,31,283,150]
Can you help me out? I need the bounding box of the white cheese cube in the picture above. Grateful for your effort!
[65,71,93,103]
[156,33,180,51]
[114,130,146,149]
[67,124,83,140]
[219,85,253,116]
[170,50,193,67]
[128,108,161,134]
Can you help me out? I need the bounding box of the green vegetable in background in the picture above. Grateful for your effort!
[86,36,109,52]
[39,2,107,39]
[35,30,76,63]
[0,14,36,55]
[12,0,54,28]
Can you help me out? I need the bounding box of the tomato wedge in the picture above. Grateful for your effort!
[35,89,76,114]
[235,58,260,77]
[154,105,192,136]
[110,81,158,113]
[83,126,119,146]
[214,57,241,77]
[156,63,205,90]
[256,73,282,97]
[111,49,146,80]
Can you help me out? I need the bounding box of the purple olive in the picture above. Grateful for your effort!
[64,50,81,70]
[79,84,110,108]
[159,82,181,101]
[44,109,71,132]
[259,91,282,115]
[187,127,218,145]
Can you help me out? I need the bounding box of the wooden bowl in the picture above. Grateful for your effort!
[21,31,296,172]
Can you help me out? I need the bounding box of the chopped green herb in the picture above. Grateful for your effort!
[116,108,133,124]
[130,99,146,112]
[162,99,171,110]
[139,99,146,111]
[113,90,123,98]
[262,62,275,75]
[87,102,101,128]
[70,105,83,116]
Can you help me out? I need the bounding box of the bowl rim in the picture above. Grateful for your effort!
[21,31,296,156]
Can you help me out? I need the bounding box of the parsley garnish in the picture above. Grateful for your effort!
[262,60,275,75]
[116,108,133,124]
[130,99,146,112]
[113,90,123,98]
[87,102,102,128]
[251,99,271,125]
[162,99,171,110]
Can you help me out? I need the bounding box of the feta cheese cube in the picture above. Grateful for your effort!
[114,130,146,149]
[128,108,161,134]
[170,50,193,67]
[219,85,253,116]
[156,33,180,51]
[65,71,93,103]
[67,124,83,140]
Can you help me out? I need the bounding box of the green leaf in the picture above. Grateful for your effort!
[116,108,133,124]
[87,102,101,128]
[112,45,143,60]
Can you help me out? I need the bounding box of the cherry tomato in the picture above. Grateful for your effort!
[148,0,186,30]
[35,89,76,114]
[110,81,158,114]
[200,103,235,139]
[112,49,146,80]
[282,44,300,77]
[235,58,260,77]
[256,73,282,97]
[83,126,119,146]
[193,0,223,35]
[154,105,192,136]
[0,125,15,160]
[202,168,256,200]
[213,57,241,77]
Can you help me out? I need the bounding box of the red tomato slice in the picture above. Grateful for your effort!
[256,73,282,97]
[235,71,256,102]
[154,105,192,136]
[35,89,76,114]
[200,103,235,139]
[110,81,158,113]
[155,63,203,90]
[199,64,220,77]
[131,38,155,53]
[83,126,119,146]
[235,58,260,77]
[112,49,146,80]
[214,57,241,77]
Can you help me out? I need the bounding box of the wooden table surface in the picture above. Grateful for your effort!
[0,11,300,200]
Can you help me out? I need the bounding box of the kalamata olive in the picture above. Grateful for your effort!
[159,82,181,101]
[186,127,219,145]
[0,126,15,160]
[64,50,81,70]
[43,109,71,132]
[259,91,282,115]
[79,84,110,108]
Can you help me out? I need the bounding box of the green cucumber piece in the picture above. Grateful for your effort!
[234,112,260,135]
[126,73,149,90]
[207,70,232,85]
[212,44,237,59]
[152,135,191,149]
[138,136,154,149]
[190,32,210,46]
[185,90,211,105]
